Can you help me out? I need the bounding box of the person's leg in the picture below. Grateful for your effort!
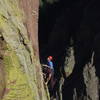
[46,73,52,84]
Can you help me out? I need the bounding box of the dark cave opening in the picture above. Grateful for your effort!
[38,0,100,100]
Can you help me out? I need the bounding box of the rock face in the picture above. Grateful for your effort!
[0,38,6,100]
[83,63,99,100]
[19,0,39,56]
[0,0,49,100]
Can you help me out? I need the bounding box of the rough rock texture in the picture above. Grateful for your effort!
[0,37,6,100]
[0,0,49,100]
[83,63,99,100]
[19,0,39,56]
[64,47,75,77]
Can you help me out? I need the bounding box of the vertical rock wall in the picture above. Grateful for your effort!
[0,0,49,100]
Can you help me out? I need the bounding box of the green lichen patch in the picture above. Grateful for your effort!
[3,45,36,100]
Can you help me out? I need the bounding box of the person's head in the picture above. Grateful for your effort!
[47,56,53,61]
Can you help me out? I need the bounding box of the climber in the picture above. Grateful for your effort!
[47,56,54,70]
[45,56,54,84]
